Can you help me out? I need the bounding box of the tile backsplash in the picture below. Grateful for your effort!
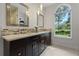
[1,26,51,36]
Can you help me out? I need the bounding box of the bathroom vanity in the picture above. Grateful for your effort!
[2,31,51,56]
[3,3,51,56]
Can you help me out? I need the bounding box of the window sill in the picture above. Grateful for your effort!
[54,35,72,39]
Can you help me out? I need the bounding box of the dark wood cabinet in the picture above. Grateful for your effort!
[27,36,39,56]
[10,46,26,56]
[38,35,45,55]
[4,32,51,56]
[44,32,51,45]
[10,38,27,56]
[32,40,39,56]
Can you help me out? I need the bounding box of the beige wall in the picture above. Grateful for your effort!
[0,4,5,56]
[44,3,79,50]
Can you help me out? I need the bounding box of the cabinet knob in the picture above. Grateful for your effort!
[17,52,22,56]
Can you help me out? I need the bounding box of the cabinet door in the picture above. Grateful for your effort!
[41,32,51,45]
[26,44,32,56]
[25,38,33,56]
[11,47,26,56]
[16,48,26,56]
[38,36,45,54]
[10,38,26,56]
[10,43,26,56]
[45,32,51,45]
[27,36,39,56]
[32,40,39,56]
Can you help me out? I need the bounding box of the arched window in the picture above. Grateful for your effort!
[54,4,71,38]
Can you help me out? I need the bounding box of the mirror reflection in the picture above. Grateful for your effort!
[6,3,29,26]
[6,3,18,26]
[37,14,44,27]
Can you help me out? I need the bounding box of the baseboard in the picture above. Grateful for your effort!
[51,43,79,51]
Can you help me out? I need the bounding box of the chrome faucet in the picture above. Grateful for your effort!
[34,26,38,32]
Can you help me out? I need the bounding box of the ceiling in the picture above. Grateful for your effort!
[42,3,53,8]
[24,3,53,8]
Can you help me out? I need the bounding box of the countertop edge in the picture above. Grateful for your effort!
[2,31,51,42]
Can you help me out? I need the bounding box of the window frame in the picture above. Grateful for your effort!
[54,4,72,39]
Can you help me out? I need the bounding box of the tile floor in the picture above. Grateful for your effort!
[41,45,79,56]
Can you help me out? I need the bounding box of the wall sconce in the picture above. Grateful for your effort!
[26,9,30,16]
[37,10,40,15]
[40,4,43,12]
[37,4,43,15]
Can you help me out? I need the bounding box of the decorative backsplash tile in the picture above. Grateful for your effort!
[1,26,51,36]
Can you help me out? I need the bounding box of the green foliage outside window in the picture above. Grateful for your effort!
[55,4,71,37]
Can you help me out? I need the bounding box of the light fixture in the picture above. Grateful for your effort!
[40,4,43,11]
[26,9,29,16]
[37,4,43,15]
[37,10,40,15]
[7,5,10,9]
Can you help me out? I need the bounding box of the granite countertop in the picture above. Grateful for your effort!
[2,31,51,42]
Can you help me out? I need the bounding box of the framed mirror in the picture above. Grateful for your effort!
[19,3,29,26]
[6,3,29,27]
[6,3,18,26]
[37,14,44,27]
